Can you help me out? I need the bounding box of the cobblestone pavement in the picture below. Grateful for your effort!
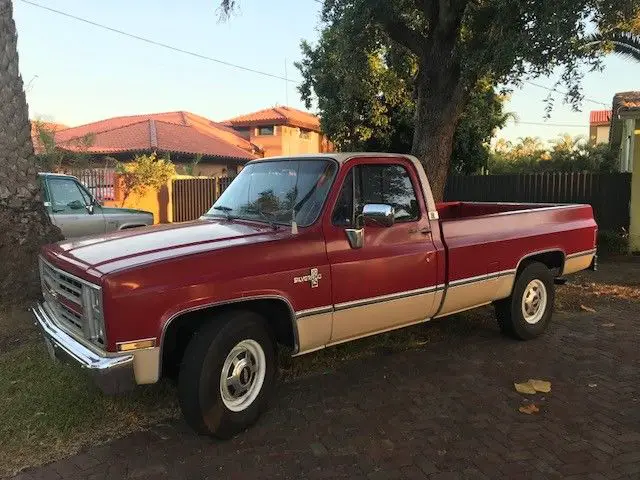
[10,293,640,479]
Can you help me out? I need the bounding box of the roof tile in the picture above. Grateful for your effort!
[53,111,257,160]
[225,106,321,131]
[589,110,612,125]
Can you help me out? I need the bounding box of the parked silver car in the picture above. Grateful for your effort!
[39,173,154,238]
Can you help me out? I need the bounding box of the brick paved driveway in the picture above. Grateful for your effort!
[11,283,640,480]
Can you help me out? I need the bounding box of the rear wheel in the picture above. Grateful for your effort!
[178,311,276,438]
[495,262,555,340]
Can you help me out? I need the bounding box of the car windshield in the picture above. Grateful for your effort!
[203,159,338,227]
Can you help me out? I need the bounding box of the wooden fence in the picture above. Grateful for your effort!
[172,177,234,222]
[444,172,632,231]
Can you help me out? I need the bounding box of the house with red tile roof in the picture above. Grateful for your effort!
[224,106,333,158]
[589,110,612,145]
[47,111,261,176]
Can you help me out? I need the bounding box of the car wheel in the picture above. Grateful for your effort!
[495,261,555,340]
[178,310,276,438]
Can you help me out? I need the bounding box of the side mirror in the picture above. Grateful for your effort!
[68,199,85,210]
[362,203,395,228]
[345,203,395,250]
[86,203,94,215]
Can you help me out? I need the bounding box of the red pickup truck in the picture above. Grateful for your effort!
[33,153,597,437]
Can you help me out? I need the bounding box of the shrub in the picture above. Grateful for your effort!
[597,230,629,256]
[116,153,176,206]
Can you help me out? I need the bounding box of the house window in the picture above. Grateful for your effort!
[256,125,275,136]
[299,128,311,139]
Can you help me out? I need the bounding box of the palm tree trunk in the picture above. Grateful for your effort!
[0,0,62,305]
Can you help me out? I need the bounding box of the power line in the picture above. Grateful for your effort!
[524,81,609,107]
[515,120,585,128]
[18,0,297,83]
[19,0,610,113]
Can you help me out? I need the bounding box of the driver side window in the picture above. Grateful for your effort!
[332,164,420,226]
[48,178,87,213]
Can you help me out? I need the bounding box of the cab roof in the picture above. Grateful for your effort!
[248,152,417,165]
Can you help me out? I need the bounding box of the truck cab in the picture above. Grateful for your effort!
[39,172,154,238]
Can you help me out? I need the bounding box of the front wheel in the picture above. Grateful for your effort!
[495,262,555,340]
[178,311,276,438]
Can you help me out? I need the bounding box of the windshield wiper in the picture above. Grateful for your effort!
[211,205,234,220]
[243,206,278,229]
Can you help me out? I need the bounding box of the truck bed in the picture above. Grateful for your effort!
[433,201,597,318]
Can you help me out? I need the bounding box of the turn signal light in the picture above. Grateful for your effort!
[117,338,156,352]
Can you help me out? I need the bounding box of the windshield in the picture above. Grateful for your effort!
[203,159,338,227]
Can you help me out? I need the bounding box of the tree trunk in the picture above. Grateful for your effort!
[411,51,466,203]
[0,0,62,306]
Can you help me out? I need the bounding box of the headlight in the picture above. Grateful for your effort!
[84,286,105,345]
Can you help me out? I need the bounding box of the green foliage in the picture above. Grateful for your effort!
[184,154,203,176]
[32,121,95,171]
[488,136,618,174]
[116,153,176,206]
[222,0,638,198]
[597,230,629,256]
[297,23,511,175]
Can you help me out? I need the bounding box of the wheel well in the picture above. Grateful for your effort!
[517,250,565,277]
[160,298,296,379]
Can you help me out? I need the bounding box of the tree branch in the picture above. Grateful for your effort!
[377,16,425,55]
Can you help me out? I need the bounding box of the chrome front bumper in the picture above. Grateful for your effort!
[31,302,136,394]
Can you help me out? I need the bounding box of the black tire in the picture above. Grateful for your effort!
[495,262,555,340]
[178,310,276,438]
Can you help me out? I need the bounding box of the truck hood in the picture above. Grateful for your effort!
[48,219,284,276]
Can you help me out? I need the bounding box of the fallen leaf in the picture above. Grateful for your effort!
[601,323,615,327]
[519,404,540,415]
[580,305,596,313]
[528,379,552,393]
[588,383,597,388]
[514,382,537,394]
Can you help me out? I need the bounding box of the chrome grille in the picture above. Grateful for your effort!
[40,259,86,336]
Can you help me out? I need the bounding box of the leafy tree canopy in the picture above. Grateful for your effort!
[488,135,618,173]
[296,20,512,175]
[220,0,639,199]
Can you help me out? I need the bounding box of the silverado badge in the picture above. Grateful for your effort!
[294,268,322,288]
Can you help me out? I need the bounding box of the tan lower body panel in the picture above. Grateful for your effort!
[329,290,439,345]
[436,273,515,318]
[132,347,161,384]
[296,312,333,353]
[563,253,594,275]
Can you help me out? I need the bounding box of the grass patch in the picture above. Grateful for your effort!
[0,343,179,477]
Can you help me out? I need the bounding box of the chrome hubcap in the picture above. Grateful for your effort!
[220,339,266,412]
[521,279,547,324]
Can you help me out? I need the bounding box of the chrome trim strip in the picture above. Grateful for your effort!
[514,248,567,274]
[566,248,597,259]
[334,285,441,311]
[448,269,516,288]
[296,306,334,319]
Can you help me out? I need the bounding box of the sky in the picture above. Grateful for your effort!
[13,0,640,144]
